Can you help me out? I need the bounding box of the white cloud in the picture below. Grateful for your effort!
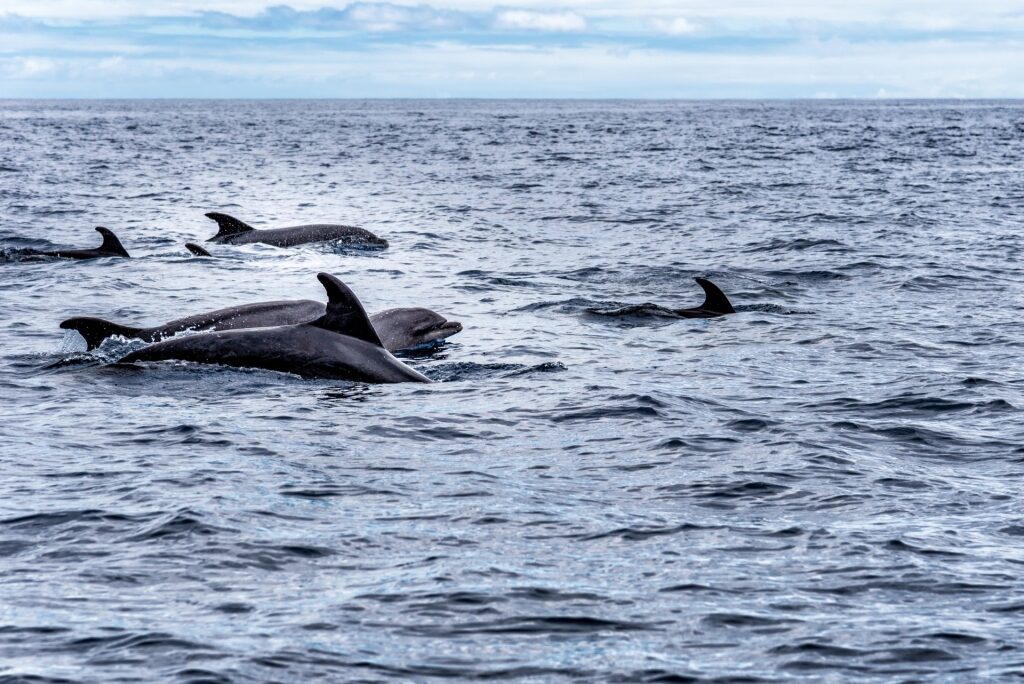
[346,3,455,31]
[3,1,1024,97]
[652,17,696,35]
[3,0,1023,24]
[5,1,1024,37]
[348,5,413,31]
[4,37,1024,98]
[0,56,58,78]
[495,10,585,31]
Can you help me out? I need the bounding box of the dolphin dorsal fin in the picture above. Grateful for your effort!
[205,212,254,238]
[309,273,384,346]
[695,277,735,314]
[185,243,212,257]
[95,227,130,257]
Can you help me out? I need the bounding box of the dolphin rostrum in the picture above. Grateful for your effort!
[118,274,431,383]
[205,212,388,249]
[38,227,130,259]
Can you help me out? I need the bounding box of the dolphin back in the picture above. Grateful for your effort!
[40,227,130,259]
[61,317,144,350]
[119,326,430,383]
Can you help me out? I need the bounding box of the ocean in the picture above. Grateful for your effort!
[1,99,1023,681]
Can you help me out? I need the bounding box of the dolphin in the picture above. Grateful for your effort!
[671,278,736,317]
[62,301,461,353]
[118,274,430,383]
[205,212,388,249]
[185,243,212,257]
[37,227,130,259]
[63,300,325,350]
[589,278,736,319]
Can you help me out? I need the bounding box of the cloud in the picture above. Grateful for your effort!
[196,3,466,32]
[494,10,585,32]
[346,3,454,31]
[652,17,697,36]
[0,56,58,79]
[4,35,1024,98]
[2,2,1024,97]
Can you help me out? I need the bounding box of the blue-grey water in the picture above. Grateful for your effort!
[1,100,1023,682]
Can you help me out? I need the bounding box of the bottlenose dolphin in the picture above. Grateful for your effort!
[62,303,461,353]
[590,278,736,319]
[185,243,212,257]
[64,300,325,350]
[205,212,388,249]
[671,278,736,317]
[119,274,430,383]
[37,227,130,259]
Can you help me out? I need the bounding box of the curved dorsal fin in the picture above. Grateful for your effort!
[205,212,254,238]
[309,273,384,346]
[185,242,212,257]
[695,277,735,314]
[95,227,130,257]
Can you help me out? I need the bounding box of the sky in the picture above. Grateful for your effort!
[1,1,1023,98]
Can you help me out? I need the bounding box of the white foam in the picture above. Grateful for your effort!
[58,329,87,353]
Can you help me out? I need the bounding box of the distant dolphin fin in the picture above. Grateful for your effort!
[95,227,130,257]
[185,242,212,257]
[205,212,255,240]
[695,278,735,314]
[309,273,385,347]
[60,317,143,350]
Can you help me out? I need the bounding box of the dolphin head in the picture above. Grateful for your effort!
[358,233,390,249]
[371,307,463,352]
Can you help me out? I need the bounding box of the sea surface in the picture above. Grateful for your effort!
[1,99,1023,682]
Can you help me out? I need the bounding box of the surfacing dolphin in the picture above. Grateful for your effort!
[184,243,212,257]
[671,278,736,317]
[118,274,430,383]
[589,278,736,319]
[62,302,461,353]
[64,300,325,350]
[205,212,388,249]
[36,227,130,260]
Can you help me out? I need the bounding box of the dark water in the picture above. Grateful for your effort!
[1,99,1023,682]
